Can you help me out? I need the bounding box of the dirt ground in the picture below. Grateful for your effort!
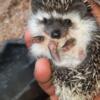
[0,0,30,42]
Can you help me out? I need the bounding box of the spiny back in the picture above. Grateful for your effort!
[31,0,83,13]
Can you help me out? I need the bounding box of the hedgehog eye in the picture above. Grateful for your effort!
[32,36,44,43]
[43,18,48,24]
[63,19,72,26]
[42,18,52,25]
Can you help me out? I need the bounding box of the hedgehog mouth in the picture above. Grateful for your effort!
[48,38,76,61]
[62,38,76,52]
[32,36,76,61]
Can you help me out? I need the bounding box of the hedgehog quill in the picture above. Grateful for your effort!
[27,0,100,100]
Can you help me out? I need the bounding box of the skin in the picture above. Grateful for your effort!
[88,0,100,24]
[25,0,100,100]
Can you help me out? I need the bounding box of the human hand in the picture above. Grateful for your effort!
[34,58,58,100]
[24,31,58,100]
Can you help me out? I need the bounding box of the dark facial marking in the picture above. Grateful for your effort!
[42,18,53,25]
[40,18,73,39]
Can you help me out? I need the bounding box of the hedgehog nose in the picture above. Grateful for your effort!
[51,30,61,39]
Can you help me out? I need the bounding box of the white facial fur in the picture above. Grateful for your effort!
[28,10,97,68]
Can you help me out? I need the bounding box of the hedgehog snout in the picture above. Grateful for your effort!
[51,29,61,39]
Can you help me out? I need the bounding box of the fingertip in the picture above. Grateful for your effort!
[50,95,58,100]
[34,58,52,83]
[87,0,100,24]
[94,94,100,100]
[24,31,32,48]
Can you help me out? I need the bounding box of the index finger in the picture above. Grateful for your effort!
[88,0,100,24]
[34,58,52,83]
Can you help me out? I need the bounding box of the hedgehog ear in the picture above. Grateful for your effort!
[84,1,92,13]
[70,2,91,17]
[31,0,43,13]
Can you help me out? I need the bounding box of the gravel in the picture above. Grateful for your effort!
[0,0,30,42]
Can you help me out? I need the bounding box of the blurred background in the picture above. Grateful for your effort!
[0,0,30,41]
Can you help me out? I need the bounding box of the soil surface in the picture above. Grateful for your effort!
[0,0,30,42]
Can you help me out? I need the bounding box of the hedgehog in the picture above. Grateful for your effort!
[27,0,100,100]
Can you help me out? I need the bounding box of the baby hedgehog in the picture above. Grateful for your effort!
[27,0,100,100]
